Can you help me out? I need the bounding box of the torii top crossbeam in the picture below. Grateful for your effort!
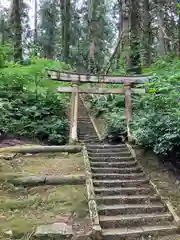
[47,69,150,84]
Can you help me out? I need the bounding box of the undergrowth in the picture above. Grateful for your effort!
[0,57,70,145]
[87,55,180,159]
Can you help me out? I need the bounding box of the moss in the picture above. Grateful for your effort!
[0,152,89,238]
[0,185,88,237]
[0,152,84,176]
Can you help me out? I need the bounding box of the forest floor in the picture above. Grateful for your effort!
[136,148,180,239]
[0,150,90,239]
[136,148,180,216]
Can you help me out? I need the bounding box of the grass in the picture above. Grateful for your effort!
[0,151,89,239]
[0,152,84,177]
[0,185,88,238]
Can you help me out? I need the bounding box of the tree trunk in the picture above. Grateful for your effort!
[64,0,71,62]
[158,7,166,55]
[0,145,82,154]
[61,0,71,63]
[60,0,65,59]
[88,0,96,74]
[88,0,105,74]
[13,0,23,63]
[0,18,5,45]
[10,175,85,186]
[115,0,123,69]
[34,0,38,55]
[46,0,56,59]
[121,2,130,69]
[143,0,152,67]
[128,0,141,74]
[178,15,180,57]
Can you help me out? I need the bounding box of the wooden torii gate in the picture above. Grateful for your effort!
[47,70,150,143]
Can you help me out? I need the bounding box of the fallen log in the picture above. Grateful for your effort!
[0,145,82,154]
[10,174,85,186]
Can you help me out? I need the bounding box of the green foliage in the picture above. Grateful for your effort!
[0,44,11,68]
[105,110,126,135]
[88,55,180,157]
[87,93,126,135]
[0,57,70,144]
[177,3,180,14]
[88,94,124,118]
[132,56,180,155]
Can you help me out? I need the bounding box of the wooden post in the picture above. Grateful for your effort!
[124,82,133,142]
[69,83,78,144]
[100,76,104,88]
[69,90,75,143]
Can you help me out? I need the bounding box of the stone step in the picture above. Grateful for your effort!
[92,173,145,180]
[78,125,92,128]
[94,186,154,196]
[82,136,100,139]
[98,203,166,215]
[82,139,100,142]
[78,128,95,131]
[83,140,100,143]
[78,116,89,119]
[99,213,173,228]
[90,161,138,168]
[89,156,134,162]
[93,179,149,188]
[88,152,131,157]
[78,135,98,138]
[89,156,135,163]
[78,131,95,135]
[79,137,99,140]
[91,167,142,174]
[102,225,178,240]
[78,122,92,124]
[86,144,127,149]
[78,133,97,136]
[87,148,130,153]
[96,194,160,205]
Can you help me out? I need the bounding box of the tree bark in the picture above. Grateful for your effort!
[143,0,152,67]
[178,15,180,57]
[128,0,141,73]
[157,5,166,55]
[88,0,105,74]
[46,0,56,59]
[60,0,71,63]
[10,175,85,186]
[64,0,71,62]
[13,0,23,62]
[115,0,123,69]
[0,18,5,45]
[104,34,122,74]
[0,145,82,154]
[34,0,38,55]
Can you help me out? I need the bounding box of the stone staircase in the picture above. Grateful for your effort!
[78,97,179,239]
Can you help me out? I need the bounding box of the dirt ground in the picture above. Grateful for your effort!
[135,148,180,217]
[0,152,84,177]
[0,151,90,239]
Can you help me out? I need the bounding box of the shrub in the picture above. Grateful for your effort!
[87,55,180,157]
[0,57,70,144]
[132,56,180,155]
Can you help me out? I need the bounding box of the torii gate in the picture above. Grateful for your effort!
[47,70,150,143]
